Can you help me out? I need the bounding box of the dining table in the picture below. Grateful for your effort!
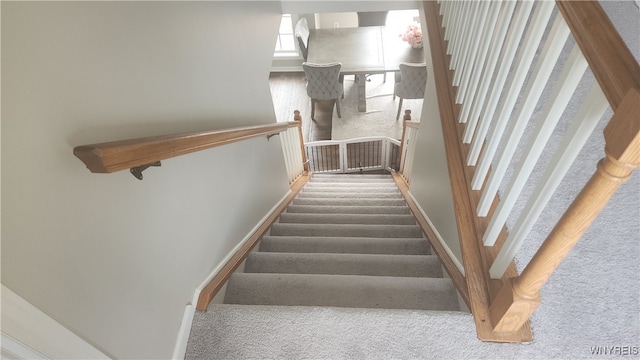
[306,26,425,112]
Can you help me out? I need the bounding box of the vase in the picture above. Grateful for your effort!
[412,41,423,49]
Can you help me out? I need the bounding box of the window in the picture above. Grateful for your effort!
[274,14,298,57]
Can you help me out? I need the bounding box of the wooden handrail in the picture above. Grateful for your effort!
[556,1,640,110]
[74,121,301,174]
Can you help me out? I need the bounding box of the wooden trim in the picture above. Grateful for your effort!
[74,122,300,174]
[556,0,640,110]
[404,121,420,129]
[195,172,310,311]
[424,0,531,342]
[392,172,470,308]
[293,110,309,172]
[490,87,640,331]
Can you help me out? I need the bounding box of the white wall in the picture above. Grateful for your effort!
[1,2,287,359]
[404,8,463,263]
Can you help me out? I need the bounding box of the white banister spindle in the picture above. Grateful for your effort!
[400,127,418,183]
[476,14,570,218]
[450,1,472,69]
[280,126,305,183]
[452,1,481,83]
[471,1,555,191]
[489,84,609,279]
[442,1,454,40]
[483,45,588,246]
[460,0,516,127]
[466,1,535,163]
[455,0,494,105]
[446,1,463,46]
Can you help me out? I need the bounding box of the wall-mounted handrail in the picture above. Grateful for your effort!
[73,121,301,176]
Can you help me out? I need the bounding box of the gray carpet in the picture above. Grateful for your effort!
[186,173,462,358]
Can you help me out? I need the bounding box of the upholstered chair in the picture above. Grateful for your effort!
[394,63,427,120]
[302,62,344,120]
[295,17,310,61]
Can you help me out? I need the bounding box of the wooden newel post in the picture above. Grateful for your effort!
[489,88,640,332]
[293,110,308,172]
[403,109,412,121]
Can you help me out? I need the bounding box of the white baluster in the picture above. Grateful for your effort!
[471,1,555,191]
[462,1,517,141]
[489,85,609,279]
[459,1,506,125]
[453,1,481,85]
[455,0,493,105]
[450,1,472,70]
[466,1,535,164]
[483,46,588,245]
[477,14,570,218]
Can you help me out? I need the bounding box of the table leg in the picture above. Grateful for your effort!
[356,74,367,112]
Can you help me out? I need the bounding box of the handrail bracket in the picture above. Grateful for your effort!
[130,161,161,180]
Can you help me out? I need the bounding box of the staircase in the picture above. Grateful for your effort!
[186,173,463,357]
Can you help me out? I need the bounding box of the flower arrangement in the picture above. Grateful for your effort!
[400,22,423,48]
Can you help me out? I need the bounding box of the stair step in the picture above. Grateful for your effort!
[303,184,399,191]
[305,181,398,190]
[224,273,459,311]
[312,173,392,179]
[297,192,402,199]
[292,198,408,207]
[278,213,416,225]
[310,177,394,184]
[269,223,423,238]
[245,252,443,277]
[259,236,430,255]
[286,205,411,215]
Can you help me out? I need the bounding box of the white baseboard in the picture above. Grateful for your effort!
[171,304,194,360]
[0,284,110,359]
[406,191,465,276]
[172,189,293,359]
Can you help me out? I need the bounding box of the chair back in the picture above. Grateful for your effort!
[295,17,310,61]
[357,11,389,27]
[395,63,428,99]
[302,62,344,100]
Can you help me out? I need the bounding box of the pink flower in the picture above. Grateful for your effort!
[400,22,423,48]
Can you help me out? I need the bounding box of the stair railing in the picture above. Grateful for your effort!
[398,110,420,184]
[305,137,400,173]
[280,110,308,184]
[426,0,639,342]
[73,120,306,181]
[303,111,419,180]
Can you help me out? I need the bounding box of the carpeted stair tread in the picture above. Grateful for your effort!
[302,184,400,192]
[224,273,459,311]
[292,198,408,207]
[309,177,395,184]
[259,236,431,255]
[245,252,443,277]
[311,173,392,179]
[297,192,402,199]
[285,204,411,215]
[278,213,416,225]
[269,223,423,238]
[186,304,471,359]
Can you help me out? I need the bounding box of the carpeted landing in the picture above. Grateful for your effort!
[186,173,462,358]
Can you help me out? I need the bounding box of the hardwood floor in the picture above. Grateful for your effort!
[269,72,338,142]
